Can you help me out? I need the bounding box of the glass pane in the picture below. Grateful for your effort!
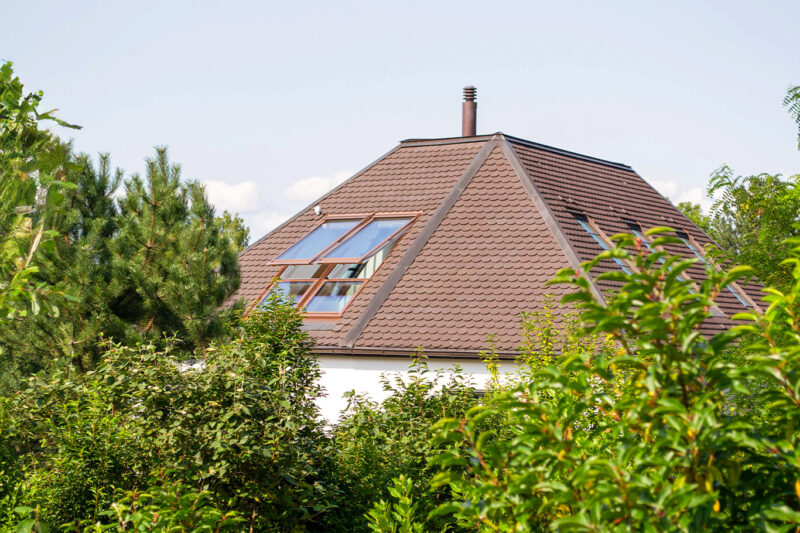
[261,281,312,306]
[276,220,359,260]
[327,241,396,279]
[324,218,410,260]
[281,264,327,279]
[305,281,363,313]
[327,263,363,279]
[576,218,631,274]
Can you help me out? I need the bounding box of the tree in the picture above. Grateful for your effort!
[675,200,740,254]
[1,149,125,375]
[219,209,250,253]
[708,167,800,291]
[784,85,800,150]
[675,201,710,233]
[109,148,240,354]
[0,61,78,324]
[692,85,800,291]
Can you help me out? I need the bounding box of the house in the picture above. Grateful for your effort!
[231,87,760,421]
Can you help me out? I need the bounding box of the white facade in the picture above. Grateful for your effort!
[315,354,518,423]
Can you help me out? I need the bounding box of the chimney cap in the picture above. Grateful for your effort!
[461,86,477,137]
[463,86,477,101]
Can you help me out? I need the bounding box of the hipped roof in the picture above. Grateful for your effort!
[233,134,758,358]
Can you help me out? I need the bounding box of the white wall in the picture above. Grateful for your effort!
[315,354,518,423]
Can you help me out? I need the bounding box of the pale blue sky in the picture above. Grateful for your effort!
[3,1,798,236]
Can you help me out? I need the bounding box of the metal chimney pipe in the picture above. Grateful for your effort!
[462,86,477,137]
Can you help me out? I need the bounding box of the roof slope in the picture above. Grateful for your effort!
[233,133,757,356]
[506,137,758,332]
[352,141,572,352]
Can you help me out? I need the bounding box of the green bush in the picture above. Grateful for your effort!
[0,293,336,532]
[425,229,800,531]
[328,354,478,532]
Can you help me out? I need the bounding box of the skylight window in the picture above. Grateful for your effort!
[266,281,314,304]
[275,219,360,261]
[573,213,631,274]
[676,230,752,308]
[260,214,416,317]
[322,218,411,262]
[305,281,363,313]
[627,221,688,284]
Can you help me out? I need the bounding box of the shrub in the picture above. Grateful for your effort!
[0,292,336,532]
[426,228,800,530]
[328,354,477,532]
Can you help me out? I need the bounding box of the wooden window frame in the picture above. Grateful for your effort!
[269,214,368,265]
[300,278,369,320]
[253,211,420,319]
[317,214,418,264]
[269,212,419,266]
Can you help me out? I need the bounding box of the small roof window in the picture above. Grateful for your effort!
[572,212,631,274]
[305,281,363,313]
[676,230,753,309]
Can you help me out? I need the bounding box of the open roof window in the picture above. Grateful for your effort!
[261,214,416,317]
[572,212,631,274]
[275,219,360,261]
[675,230,754,309]
[321,218,411,262]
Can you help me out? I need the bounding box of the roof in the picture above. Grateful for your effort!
[232,133,759,358]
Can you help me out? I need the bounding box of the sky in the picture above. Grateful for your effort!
[3,1,799,238]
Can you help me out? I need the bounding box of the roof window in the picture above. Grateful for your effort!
[573,213,631,274]
[675,230,753,309]
[322,218,411,262]
[259,214,415,317]
[275,219,360,261]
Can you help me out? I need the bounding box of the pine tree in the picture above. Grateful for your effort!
[110,148,240,354]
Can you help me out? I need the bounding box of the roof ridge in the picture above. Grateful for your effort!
[502,134,633,171]
[500,140,606,305]
[341,135,502,348]
[400,133,632,171]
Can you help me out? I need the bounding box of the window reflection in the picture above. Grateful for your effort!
[281,264,328,279]
[305,281,363,313]
[261,281,312,305]
[324,218,409,260]
[276,220,359,261]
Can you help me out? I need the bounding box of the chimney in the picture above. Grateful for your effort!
[461,86,477,137]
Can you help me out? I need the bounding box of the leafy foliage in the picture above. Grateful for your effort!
[0,61,78,326]
[329,354,478,532]
[675,201,710,232]
[708,166,800,291]
[218,210,250,253]
[785,84,800,150]
[1,64,244,382]
[83,480,243,532]
[1,294,335,532]
[423,228,800,531]
[366,476,424,533]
